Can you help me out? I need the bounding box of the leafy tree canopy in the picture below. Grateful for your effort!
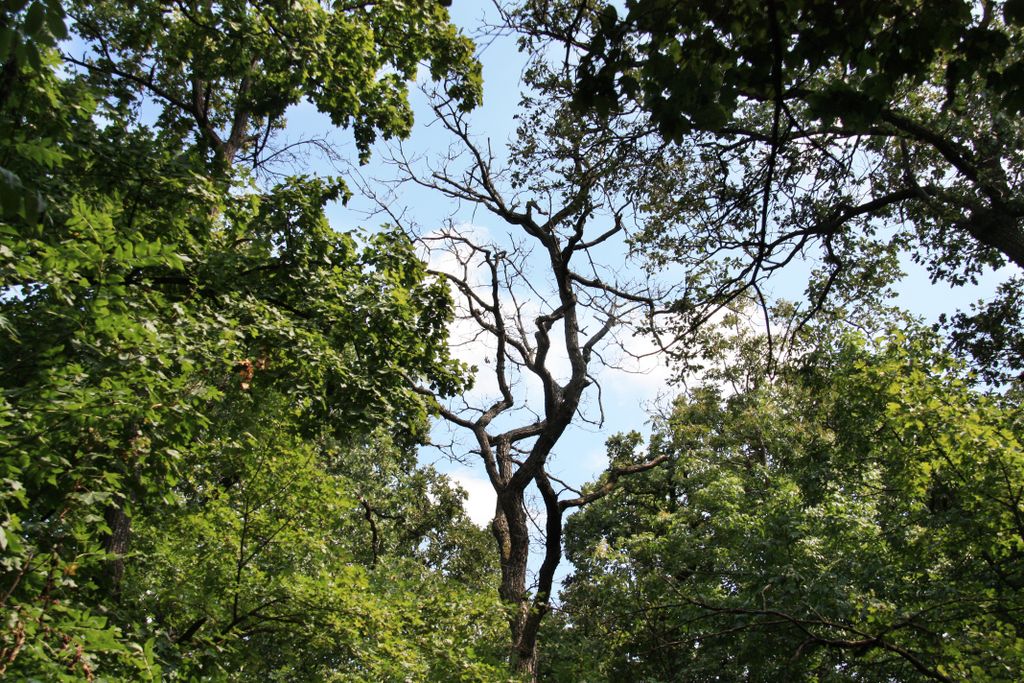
[0,1,501,679]
[66,0,482,167]
[549,318,1024,681]
[518,0,1024,383]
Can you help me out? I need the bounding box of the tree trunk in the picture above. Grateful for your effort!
[102,504,131,600]
[961,205,1024,272]
[492,485,543,678]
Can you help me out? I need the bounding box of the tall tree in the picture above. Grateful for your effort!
[548,317,1024,681]
[0,1,495,678]
[513,0,1024,375]
[380,70,681,677]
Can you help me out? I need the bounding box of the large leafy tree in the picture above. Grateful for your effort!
[126,392,505,681]
[0,1,500,679]
[514,0,1024,378]
[66,0,482,170]
[548,320,1024,681]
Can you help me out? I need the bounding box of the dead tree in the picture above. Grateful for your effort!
[376,83,682,677]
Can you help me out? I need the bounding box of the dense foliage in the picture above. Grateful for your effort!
[519,0,1024,381]
[548,322,1024,681]
[0,1,507,680]
[1,1,1022,681]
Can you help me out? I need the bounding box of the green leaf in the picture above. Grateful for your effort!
[23,2,45,37]
[44,5,67,40]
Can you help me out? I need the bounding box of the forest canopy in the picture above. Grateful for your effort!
[1,1,1022,681]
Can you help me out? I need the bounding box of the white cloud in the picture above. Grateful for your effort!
[448,468,496,527]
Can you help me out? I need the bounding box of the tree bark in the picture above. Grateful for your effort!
[491,482,536,673]
[102,504,131,600]
[961,205,1024,271]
